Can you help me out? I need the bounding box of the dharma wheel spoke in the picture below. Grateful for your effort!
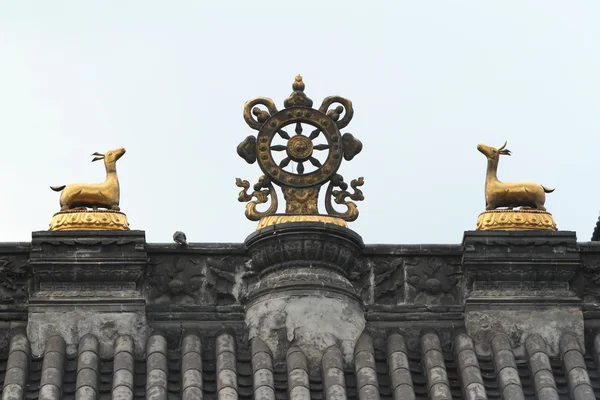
[277,129,290,140]
[295,122,303,135]
[313,144,329,151]
[279,157,291,168]
[297,162,305,175]
[309,128,321,140]
[270,145,287,151]
[309,157,322,168]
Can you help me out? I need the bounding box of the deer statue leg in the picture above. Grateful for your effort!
[110,205,120,211]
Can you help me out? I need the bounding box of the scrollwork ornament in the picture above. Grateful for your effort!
[236,176,278,221]
[243,97,279,131]
[319,95,354,129]
[325,174,365,221]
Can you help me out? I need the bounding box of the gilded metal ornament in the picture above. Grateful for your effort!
[476,142,556,231]
[48,147,130,231]
[236,75,364,226]
[51,147,126,211]
[476,209,557,231]
[235,177,278,221]
[49,209,130,231]
[478,142,554,211]
[256,215,348,230]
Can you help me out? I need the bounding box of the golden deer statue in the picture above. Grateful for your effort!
[477,142,554,211]
[50,147,126,211]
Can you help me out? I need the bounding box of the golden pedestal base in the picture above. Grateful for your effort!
[476,209,557,231]
[257,215,348,230]
[49,210,130,231]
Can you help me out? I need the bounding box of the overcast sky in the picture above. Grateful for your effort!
[1,1,599,244]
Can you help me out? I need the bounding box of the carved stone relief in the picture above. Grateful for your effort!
[575,255,600,303]
[349,257,407,305]
[147,255,251,306]
[405,257,463,305]
[0,257,29,303]
[349,256,464,306]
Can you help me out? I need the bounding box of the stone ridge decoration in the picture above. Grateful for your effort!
[10,233,600,313]
[236,75,364,228]
[147,254,251,306]
[351,256,463,305]
[48,147,130,231]
[574,245,600,303]
[0,256,28,303]
[405,256,463,304]
[476,141,557,231]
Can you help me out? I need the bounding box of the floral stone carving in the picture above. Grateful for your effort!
[0,257,29,303]
[148,255,250,306]
[405,257,463,305]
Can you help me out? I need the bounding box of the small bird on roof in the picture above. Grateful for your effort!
[173,231,187,246]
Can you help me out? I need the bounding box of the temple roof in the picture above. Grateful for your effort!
[2,328,599,400]
[0,205,597,400]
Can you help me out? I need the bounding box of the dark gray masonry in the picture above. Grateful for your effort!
[0,223,600,399]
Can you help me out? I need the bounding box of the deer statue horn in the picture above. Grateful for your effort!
[498,141,507,151]
[91,152,104,157]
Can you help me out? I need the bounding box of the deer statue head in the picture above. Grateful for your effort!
[477,141,511,161]
[91,147,126,172]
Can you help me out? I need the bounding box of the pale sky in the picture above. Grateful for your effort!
[1,1,599,244]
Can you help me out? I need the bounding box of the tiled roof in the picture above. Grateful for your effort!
[1,330,600,400]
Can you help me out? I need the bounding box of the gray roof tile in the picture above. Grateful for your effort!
[4,330,600,400]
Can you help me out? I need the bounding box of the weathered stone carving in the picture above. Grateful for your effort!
[148,256,204,304]
[575,254,600,302]
[0,257,28,303]
[30,231,147,284]
[405,257,462,305]
[369,258,407,305]
[35,238,140,246]
[247,229,358,279]
[27,230,148,359]
[34,268,143,283]
[463,231,579,284]
[35,282,139,298]
[348,255,469,306]
[348,258,371,303]
[373,258,406,304]
[508,323,524,348]
[205,257,246,305]
[472,281,575,298]
[147,255,248,306]
[244,222,365,368]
